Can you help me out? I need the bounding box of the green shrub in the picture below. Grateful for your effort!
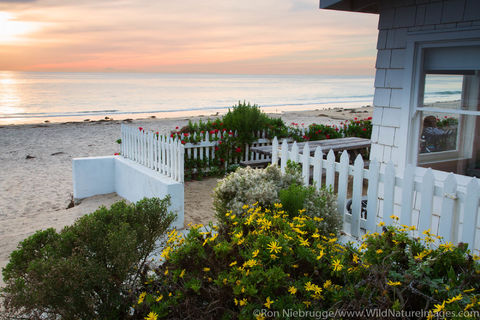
[341,117,372,139]
[1,197,176,320]
[134,210,480,320]
[279,183,341,236]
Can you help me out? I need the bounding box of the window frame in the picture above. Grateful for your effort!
[405,32,480,172]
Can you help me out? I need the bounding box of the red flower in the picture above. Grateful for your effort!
[220,122,224,126]
[200,130,204,134]
[215,146,219,151]
[212,122,217,126]
[220,158,225,162]
[184,133,189,137]
[235,147,242,153]
[368,117,372,120]
[354,117,358,120]
[335,128,339,131]
[175,126,179,129]
[181,140,186,144]
[214,129,219,133]
[114,152,120,155]
[209,130,215,134]
[138,127,143,131]
[444,116,448,118]
[228,131,233,135]
[301,123,304,126]
[222,129,227,132]
[218,140,222,144]
[156,131,159,135]
[326,134,330,139]
[170,133,174,138]
[362,128,367,131]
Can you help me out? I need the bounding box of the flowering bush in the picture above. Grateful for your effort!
[213,165,302,223]
[134,210,480,320]
[1,197,176,320]
[436,115,459,128]
[340,117,372,139]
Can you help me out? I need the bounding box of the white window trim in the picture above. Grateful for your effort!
[400,28,480,179]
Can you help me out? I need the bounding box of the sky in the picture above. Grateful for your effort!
[0,0,379,75]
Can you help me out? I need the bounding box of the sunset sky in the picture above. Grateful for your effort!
[0,0,379,75]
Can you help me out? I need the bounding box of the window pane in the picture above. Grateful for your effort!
[418,73,480,177]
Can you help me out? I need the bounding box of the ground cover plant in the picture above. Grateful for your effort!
[134,209,480,320]
[1,197,176,320]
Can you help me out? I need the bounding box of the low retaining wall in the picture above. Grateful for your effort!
[73,156,184,228]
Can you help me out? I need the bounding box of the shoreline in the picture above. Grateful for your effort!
[0,101,372,126]
[0,106,372,288]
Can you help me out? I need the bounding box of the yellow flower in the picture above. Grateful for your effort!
[316,249,325,260]
[156,294,163,302]
[463,288,475,293]
[164,269,169,275]
[389,214,399,221]
[138,292,146,304]
[323,280,332,289]
[252,249,259,257]
[256,315,265,320]
[288,286,297,294]
[303,301,311,307]
[299,237,310,247]
[292,264,299,268]
[267,240,282,254]
[352,254,359,264]
[239,298,247,306]
[439,242,454,252]
[242,204,249,209]
[446,294,462,304]
[179,269,185,278]
[223,278,228,285]
[432,300,445,313]
[274,203,283,209]
[203,267,210,272]
[387,280,401,286]
[332,258,343,272]
[378,221,385,227]
[229,261,237,267]
[144,312,158,320]
[264,296,274,309]
[376,249,383,254]
[270,254,278,260]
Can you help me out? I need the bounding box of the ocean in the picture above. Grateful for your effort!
[0,72,377,124]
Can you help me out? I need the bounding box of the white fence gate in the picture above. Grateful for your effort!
[271,137,480,254]
[121,125,185,183]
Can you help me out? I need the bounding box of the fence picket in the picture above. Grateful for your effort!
[351,155,364,237]
[438,174,458,242]
[461,178,479,249]
[281,139,288,173]
[312,147,323,190]
[302,143,310,186]
[400,164,415,227]
[271,137,278,166]
[382,162,396,226]
[291,142,299,163]
[325,150,335,190]
[418,168,434,233]
[337,151,349,219]
[366,158,380,232]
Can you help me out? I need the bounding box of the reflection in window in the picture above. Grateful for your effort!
[417,73,480,177]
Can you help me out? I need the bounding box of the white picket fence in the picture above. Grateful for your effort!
[180,130,272,169]
[121,125,185,183]
[271,137,480,253]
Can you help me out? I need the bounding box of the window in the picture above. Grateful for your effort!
[415,46,480,177]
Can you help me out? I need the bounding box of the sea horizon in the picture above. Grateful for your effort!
[0,71,459,125]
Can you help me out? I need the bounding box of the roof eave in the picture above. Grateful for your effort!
[319,0,379,14]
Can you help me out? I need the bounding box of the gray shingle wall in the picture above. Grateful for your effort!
[370,0,480,166]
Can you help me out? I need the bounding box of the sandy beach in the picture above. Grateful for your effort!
[0,106,372,287]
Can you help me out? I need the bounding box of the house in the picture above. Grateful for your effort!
[319,0,480,251]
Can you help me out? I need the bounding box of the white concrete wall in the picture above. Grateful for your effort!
[370,0,480,169]
[73,156,184,228]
